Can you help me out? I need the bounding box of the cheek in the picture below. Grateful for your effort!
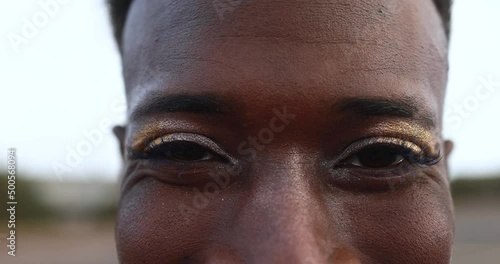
[116,178,216,263]
[340,187,453,264]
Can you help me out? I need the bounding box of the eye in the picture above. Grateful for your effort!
[128,133,237,164]
[150,141,216,162]
[336,138,440,170]
[329,137,442,192]
[346,145,406,168]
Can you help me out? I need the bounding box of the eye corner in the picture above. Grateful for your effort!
[126,147,147,160]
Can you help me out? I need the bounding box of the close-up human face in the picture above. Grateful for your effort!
[115,0,454,263]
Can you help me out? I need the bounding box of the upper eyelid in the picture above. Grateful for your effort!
[141,133,238,164]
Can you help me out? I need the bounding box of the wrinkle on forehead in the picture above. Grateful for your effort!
[122,0,448,110]
[123,0,447,73]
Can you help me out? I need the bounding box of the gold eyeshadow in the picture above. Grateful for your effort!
[130,130,238,164]
[129,120,193,151]
[130,123,164,151]
[130,120,441,164]
[362,121,441,156]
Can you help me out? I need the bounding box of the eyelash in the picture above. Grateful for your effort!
[335,137,441,169]
[128,133,235,164]
[128,134,440,172]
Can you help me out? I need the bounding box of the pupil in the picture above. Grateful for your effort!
[357,146,399,168]
[168,142,207,161]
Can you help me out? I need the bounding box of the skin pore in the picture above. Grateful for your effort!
[113,0,454,263]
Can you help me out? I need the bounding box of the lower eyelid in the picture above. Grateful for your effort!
[335,161,421,177]
[323,164,430,192]
[128,159,234,187]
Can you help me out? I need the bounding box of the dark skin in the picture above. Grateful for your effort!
[113,0,454,263]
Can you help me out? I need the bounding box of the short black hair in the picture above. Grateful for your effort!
[107,0,451,49]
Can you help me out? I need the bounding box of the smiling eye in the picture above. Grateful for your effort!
[150,141,216,162]
[129,133,237,164]
[330,138,442,191]
[347,145,407,168]
[336,138,439,170]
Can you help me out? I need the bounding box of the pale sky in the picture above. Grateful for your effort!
[0,0,499,182]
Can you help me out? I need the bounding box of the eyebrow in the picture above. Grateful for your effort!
[129,94,230,121]
[336,97,436,127]
[130,94,436,127]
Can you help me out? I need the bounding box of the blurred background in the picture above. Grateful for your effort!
[0,0,499,263]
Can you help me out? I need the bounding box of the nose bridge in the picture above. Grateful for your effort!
[232,152,334,263]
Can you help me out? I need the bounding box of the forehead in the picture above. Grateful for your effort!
[122,0,447,121]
